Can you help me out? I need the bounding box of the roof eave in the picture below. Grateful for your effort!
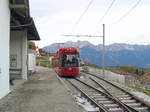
[10,0,40,41]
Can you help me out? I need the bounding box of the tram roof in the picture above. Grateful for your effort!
[58,48,79,55]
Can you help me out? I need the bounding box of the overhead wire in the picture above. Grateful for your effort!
[114,0,142,24]
[71,0,94,34]
[97,0,141,66]
[75,0,94,25]
[97,0,116,25]
[103,0,142,66]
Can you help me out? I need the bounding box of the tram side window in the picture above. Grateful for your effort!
[61,54,79,67]
[60,54,67,67]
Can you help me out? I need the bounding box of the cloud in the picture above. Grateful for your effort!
[30,0,150,47]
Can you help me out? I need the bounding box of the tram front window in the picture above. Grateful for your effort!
[61,54,79,67]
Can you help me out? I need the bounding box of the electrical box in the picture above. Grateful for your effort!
[28,53,36,74]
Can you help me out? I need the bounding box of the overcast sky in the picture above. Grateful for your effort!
[29,0,150,47]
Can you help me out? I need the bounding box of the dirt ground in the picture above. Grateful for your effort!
[0,67,85,112]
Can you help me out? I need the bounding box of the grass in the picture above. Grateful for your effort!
[110,66,150,93]
[36,56,52,68]
[113,80,150,96]
[109,66,145,76]
[36,56,48,61]
[128,85,150,96]
[38,61,50,67]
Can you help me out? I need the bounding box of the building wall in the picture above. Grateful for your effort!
[0,0,10,99]
[22,31,28,80]
[10,32,22,69]
[10,30,28,80]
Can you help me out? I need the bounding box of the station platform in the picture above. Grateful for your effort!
[0,66,85,112]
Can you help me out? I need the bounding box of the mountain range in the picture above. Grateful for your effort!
[43,41,150,68]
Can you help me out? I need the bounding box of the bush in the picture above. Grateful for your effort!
[111,66,144,75]
[38,61,49,67]
[36,56,52,68]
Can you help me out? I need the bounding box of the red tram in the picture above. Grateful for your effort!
[52,48,80,76]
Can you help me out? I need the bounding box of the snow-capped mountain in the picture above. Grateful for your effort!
[43,41,150,68]
[43,41,96,53]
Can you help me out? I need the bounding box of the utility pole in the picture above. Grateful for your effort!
[102,24,105,78]
[62,24,105,78]
[77,40,80,53]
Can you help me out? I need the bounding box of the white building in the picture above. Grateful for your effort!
[0,0,40,99]
[0,0,10,99]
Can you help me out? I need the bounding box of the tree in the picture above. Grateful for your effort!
[28,41,36,50]
[39,49,43,55]
[135,69,139,75]
[141,69,144,75]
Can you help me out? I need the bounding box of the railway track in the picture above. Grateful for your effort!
[66,78,137,112]
[80,72,150,112]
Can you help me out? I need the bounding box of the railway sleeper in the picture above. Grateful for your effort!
[97,100,114,104]
[121,99,136,103]
[91,95,106,99]
[115,93,128,95]
[133,107,149,112]
[115,94,130,97]
[118,97,132,100]
[88,93,102,96]
[103,104,119,108]
[93,97,109,101]
[117,95,149,111]
[108,107,124,112]
[126,102,142,107]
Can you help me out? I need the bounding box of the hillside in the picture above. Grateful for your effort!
[43,41,150,68]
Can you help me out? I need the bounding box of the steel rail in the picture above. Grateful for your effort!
[89,76,138,112]
[75,78,132,112]
[66,79,108,112]
[86,72,150,111]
